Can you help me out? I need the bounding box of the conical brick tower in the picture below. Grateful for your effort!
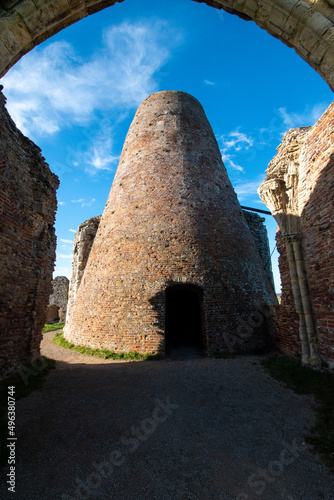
[64,91,276,356]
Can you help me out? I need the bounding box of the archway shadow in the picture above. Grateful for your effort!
[149,285,206,361]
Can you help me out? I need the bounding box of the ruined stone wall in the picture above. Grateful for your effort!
[242,210,275,289]
[47,276,69,323]
[65,215,101,323]
[275,231,301,356]
[0,87,59,380]
[65,91,277,356]
[259,101,334,367]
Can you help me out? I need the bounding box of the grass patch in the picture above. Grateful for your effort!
[52,332,161,361]
[42,322,65,333]
[261,355,334,472]
[0,356,55,466]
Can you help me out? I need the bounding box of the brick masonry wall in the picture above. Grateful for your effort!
[299,103,334,365]
[0,87,59,380]
[65,91,277,356]
[262,101,334,366]
[48,276,69,323]
[275,232,301,356]
[66,215,101,323]
[242,210,275,289]
[68,211,275,321]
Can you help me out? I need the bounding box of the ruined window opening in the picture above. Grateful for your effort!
[165,285,204,352]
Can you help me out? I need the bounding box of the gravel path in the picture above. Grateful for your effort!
[1,331,334,500]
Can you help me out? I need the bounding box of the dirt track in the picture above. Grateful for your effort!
[1,331,334,500]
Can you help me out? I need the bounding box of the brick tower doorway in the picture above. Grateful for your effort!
[165,285,204,356]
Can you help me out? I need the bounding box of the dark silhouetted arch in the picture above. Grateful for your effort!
[165,284,204,353]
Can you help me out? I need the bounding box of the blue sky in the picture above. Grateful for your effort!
[1,0,333,292]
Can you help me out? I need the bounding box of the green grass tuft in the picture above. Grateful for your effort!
[262,355,334,472]
[53,332,161,361]
[42,322,65,333]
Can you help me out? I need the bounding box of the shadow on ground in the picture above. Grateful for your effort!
[1,336,334,500]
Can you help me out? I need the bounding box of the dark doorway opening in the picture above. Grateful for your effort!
[165,285,204,357]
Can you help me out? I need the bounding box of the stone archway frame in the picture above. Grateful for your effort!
[0,0,334,89]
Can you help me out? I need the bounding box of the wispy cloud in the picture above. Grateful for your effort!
[233,176,265,202]
[223,130,253,151]
[53,265,72,279]
[1,20,182,138]
[82,198,96,207]
[221,153,244,172]
[71,198,96,207]
[219,129,254,172]
[75,123,120,175]
[276,102,329,130]
[58,201,66,206]
[69,229,76,233]
[60,238,73,244]
[204,79,215,86]
[56,253,73,259]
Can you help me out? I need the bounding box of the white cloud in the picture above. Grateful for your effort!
[222,130,253,151]
[71,198,96,207]
[57,253,73,259]
[53,265,72,280]
[69,229,76,233]
[233,177,265,202]
[277,102,329,130]
[61,238,73,244]
[204,79,215,86]
[219,129,254,172]
[58,201,66,206]
[1,20,182,138]
[221,153,244,172]
[82,198,96,207]
[76,123,120,175]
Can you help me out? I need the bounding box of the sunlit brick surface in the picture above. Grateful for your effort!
[0,89,59,380]
[260,102,334,366]
[64,91,276,355]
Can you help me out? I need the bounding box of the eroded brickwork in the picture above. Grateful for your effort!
[69,210,274,315]
[66,215,101,323]
[65,91,277,356]
[259,101,334,367]
[47,276,69,323]
[0,87,59,380]
[242,210,275,288]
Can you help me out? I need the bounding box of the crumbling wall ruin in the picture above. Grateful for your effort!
[46,276,69,323]
[0,86,59,380]
[242,210,275,289]
[259,101,334,368]
[66,216,101,323]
